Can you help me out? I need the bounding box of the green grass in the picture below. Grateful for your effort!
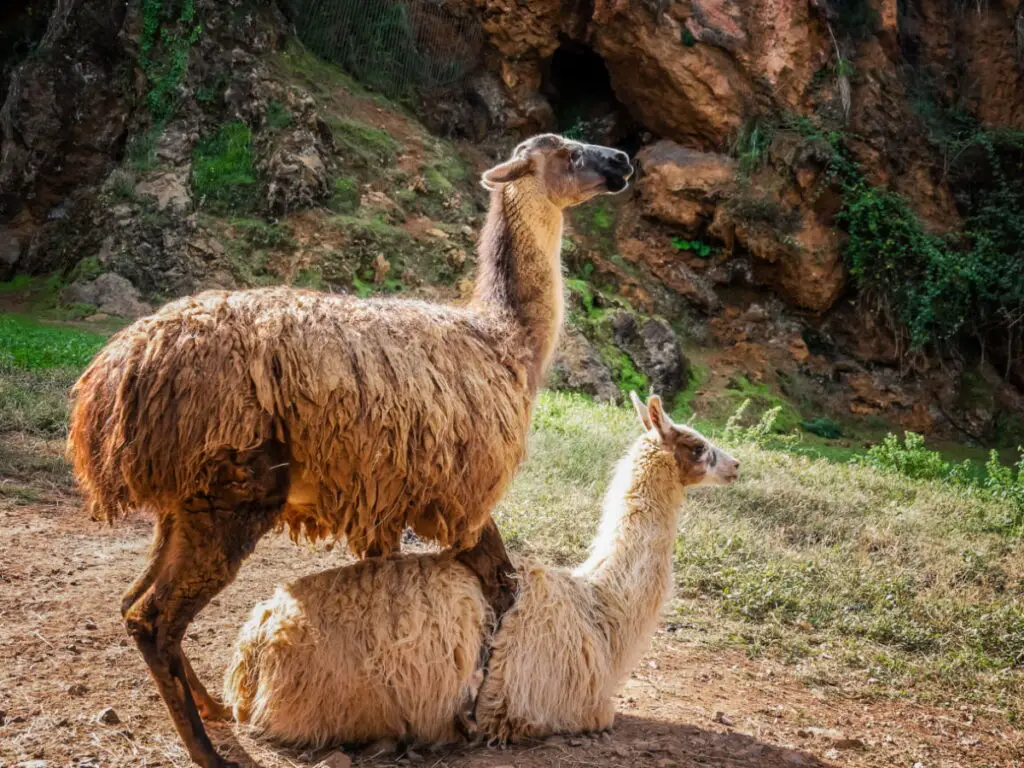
[495,391,1024,719]
[266,100,293,131]
[192,121,258,213]
[328,176,361,214]
[327,117,398,168]
[0,313,107,370]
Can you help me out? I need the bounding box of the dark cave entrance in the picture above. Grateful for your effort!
[0,0,56,103]
[542,40,642,154]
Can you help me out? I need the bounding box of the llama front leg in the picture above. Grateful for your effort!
[456,517,517,618]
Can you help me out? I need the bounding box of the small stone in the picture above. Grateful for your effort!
[713,711,734,727]
[97,707,120,725]
[84,620,98,631]
[426,227,449,240]
[568,738,584,747]
[316,750,352,768]
[67,683,88,696]
[796,729,809,737]
[834,738,865,750]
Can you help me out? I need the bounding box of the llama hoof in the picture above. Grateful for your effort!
[199,701,234,723]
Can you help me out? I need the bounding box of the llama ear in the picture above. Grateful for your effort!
[630,391,652,431]
[481,156,534,190]
[647,394,672,439]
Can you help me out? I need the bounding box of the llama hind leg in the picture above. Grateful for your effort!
[123,448,288,767]
[456,517,517,618]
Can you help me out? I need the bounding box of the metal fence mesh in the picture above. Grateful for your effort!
[286,0,482,101]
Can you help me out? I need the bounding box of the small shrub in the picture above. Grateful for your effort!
[721,400,785,447]
[328,176,361,213]
[266,100,293,131]
[600,345,648,399]
[140,0,202,120]
[192,122,258,213]
[801,417,842,439]
[856,432,960,482]
[591,205,613,231]
[671,237,715,258]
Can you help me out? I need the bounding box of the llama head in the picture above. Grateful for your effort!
[630,391,740,488]
[480,134,633,208]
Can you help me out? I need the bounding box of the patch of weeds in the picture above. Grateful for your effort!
[294,267,326,291]
[266,100,294,131]
[328,176,361,213]
[0,313,106,370]
[670,362,709,420]
[671,237,716,258]
[68,256,104,284]
[600,344,648,398]
[231,219,296,250]
[731,114,776,176]
[591,205,613,231]
[140,0,202,120]
[0,363,80,438]
[125,124,164,173]
[192,122,259,213]
[327,117,398,167]
[0,275,34,295]
[724,376,802,433]
[801,417,842,439]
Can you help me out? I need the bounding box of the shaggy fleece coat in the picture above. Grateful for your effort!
[223,426,707,747]
[67,171,566,556]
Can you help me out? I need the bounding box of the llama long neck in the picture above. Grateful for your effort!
[574,438,685,676]
[471,178,565,393]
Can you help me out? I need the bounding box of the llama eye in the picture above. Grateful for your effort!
[692,445,706,461]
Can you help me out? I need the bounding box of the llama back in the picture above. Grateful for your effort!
[475,558,616,741]
[68,287,533,553]
[223,552,492,748]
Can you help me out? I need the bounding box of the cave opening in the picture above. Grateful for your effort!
[0,0,56,104]
[542,40,642,154]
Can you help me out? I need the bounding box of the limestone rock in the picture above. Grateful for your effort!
[636,141,735,230]
[609,311,690,402]
[64,273,152,319]
[548,330,620,404]
[135,170,192,214]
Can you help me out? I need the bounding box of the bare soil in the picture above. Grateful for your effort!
[1,495,1020,768]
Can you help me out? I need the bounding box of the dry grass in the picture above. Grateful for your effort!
[499,393,1024,720]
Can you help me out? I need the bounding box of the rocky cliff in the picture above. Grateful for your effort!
[0,0,1021,447]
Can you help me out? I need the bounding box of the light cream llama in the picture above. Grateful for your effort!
[223,393,739,748]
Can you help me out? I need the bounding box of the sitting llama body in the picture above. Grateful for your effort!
[223,394,739,748]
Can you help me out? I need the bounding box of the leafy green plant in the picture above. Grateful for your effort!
[140,0,202,120]
[721,400,787,447]
[855,432,967,483]
[731,115,776,176]
[192,122,258,213]
[801,417,842,440]
[671,237,715,258]
[0,313,106,370]
[328,176,361,213]
[266,100,294,131]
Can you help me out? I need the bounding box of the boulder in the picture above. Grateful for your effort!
[263,121,334,215]
[135,170,192,214]
[608,311,690,402]
[635,142,735,230]
[548,330,620,403]
[63,273,152,319]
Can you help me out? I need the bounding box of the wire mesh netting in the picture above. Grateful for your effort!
[286,0,482,101]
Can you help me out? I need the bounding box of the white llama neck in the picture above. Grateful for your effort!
[575,437,685,673]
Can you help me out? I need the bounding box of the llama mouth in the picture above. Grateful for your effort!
[602,173,630,193]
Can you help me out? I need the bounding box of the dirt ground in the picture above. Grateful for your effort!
[1,495,1021,768]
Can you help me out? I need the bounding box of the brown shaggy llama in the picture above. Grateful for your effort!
[222,393,740,749]
[66,134,633,768]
